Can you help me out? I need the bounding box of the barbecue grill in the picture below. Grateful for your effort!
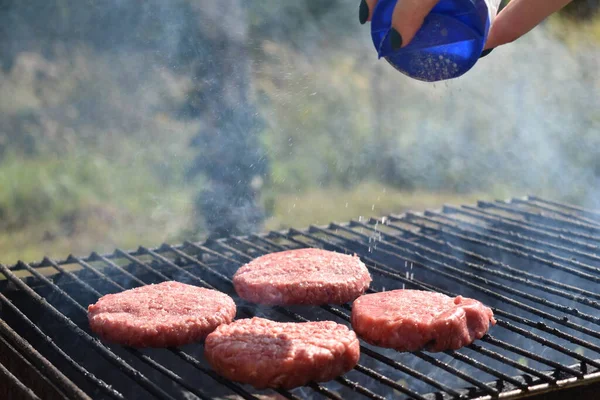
[2,195,600,400]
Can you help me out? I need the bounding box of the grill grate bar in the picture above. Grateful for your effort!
[443,350,528,390]
[84,253,148,286]
[492,308,600,360]
[493,319,600,370]
[132,247,215,289]
[396,217,600,283]
[527,196,600,222]
[420,209,600,266]
[0,354,42,400]
[0,263,177,400]
[334,376,385,400]
[126,349,211,400]
[112,249,179,282]
[0,315,92,400]
[479,201,600,235]
[511,198,600,227]
[479,336,580,378]
[405,212,600,276]
[413,351,498,396]
[442,205,600,255]
[306,383,344,400]
[282,228,600,371]
[0,293,125,399]
[0,317,91,400]
[309,224,600,343]
[169,350,260,400]
[352,219,600,306]
[353,364,428,400]
[44,257,122,293]
[463,203,600,244]
[467,341,556,384]
[358,346,462,397]
[0,293,120,399]
[49,255,264,400]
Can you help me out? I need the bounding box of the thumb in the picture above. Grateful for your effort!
[390,0,441,49]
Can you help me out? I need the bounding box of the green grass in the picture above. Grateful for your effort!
[547,13,600,47]
[0,151,195,265]
[264,182,494,231]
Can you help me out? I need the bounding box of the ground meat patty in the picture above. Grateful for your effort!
[351,289,495,352]
[88,281,236,348]
[205,317,360,389]
[233,248,371,305]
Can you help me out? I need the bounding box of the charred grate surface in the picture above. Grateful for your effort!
[2,195,600,399]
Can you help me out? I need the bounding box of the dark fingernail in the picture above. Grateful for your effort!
[479,48,494,59]
[359,0,369,25]
[390,28,403,50]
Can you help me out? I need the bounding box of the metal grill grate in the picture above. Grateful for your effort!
[2,196,600,399]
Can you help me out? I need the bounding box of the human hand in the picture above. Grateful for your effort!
[359,0,574,53]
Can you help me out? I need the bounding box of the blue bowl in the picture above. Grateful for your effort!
[371,0,492,82]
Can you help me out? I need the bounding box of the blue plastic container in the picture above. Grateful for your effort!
[371,0,499,82]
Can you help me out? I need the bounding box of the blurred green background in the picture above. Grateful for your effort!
[0,0,599,264]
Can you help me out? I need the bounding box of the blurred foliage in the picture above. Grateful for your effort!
[561,0,600,20]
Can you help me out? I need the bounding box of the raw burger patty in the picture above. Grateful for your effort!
[88,281,236,347]
[352,289,495,352]
[233,248,372,305]
[205,317,360,389]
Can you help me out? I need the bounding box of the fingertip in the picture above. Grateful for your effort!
[479,48,494,59]
[389,28,403,50]
[390,0,438,47]
[359,0,369,25]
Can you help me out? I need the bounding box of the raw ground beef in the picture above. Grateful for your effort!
[204,317,360,389]
[233,248,372,305]
[351,289,495,352]
[88,281,236,348]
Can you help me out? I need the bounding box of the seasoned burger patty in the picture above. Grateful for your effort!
[233,248,372,305]
[88,281,236,348]
[205,317,360,389]
[351,289,495,352]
